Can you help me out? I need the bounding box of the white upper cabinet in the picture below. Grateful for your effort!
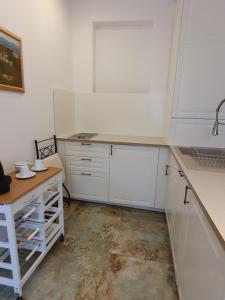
[109,145,159,208]
[172,0,225,119]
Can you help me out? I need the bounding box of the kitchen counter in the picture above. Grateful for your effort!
[171,146,225,249]
[57,133,168,147]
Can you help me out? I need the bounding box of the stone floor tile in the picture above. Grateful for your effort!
[0,201,177,300]
[95,254,178,300]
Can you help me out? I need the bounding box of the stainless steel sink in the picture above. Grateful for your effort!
[67,133,98,141]
[176,146,225,171]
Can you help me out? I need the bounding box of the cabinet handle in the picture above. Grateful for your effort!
[81,158,92,161]
[165,165,169,175]
[184,185,190,205]
[81,143,91,146]
[178,170,184,177]
[110,145,113,156]
[81,172,91,176]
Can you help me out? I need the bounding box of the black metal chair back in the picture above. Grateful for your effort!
[34,135,57,159]
[34,135,71,205]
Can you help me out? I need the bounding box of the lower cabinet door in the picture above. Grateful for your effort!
[166,154,190,287]
[166,155,179,236]
[66,170,109,202]
[109,145,159,207]
[154,147,170,209]
[180,192,225,300]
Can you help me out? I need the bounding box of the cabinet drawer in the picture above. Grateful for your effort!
[65,142,109,158]
[66,156,109,171]
[67,170,109,202]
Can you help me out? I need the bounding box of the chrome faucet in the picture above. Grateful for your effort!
[212,98,225,136]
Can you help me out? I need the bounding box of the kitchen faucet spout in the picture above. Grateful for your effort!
[212,98,225,136]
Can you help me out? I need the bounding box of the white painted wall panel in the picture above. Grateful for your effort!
[94,21,153,93]
[53,88,75,136]
[0,0,73,173]
[71,0,175,137]
[74,93,167,136]
[71,0,175,93]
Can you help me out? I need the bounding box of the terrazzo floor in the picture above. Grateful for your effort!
[0,201,178,300]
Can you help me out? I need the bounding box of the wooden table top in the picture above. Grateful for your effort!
[0,167,62,205]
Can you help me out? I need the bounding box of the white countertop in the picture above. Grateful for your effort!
[171,146,225,248]
[58,133,168,147]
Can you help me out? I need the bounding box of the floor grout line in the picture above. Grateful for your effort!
[93,221,118,300]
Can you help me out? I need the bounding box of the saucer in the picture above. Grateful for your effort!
[31,166,48,172]
[16,171,36,179]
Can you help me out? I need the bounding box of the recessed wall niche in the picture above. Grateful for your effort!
[93,21,153,93]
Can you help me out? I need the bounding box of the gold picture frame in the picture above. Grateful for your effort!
[0,27,25,93]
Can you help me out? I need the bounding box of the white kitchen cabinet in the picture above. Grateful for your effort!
[67,170,109,202]
[65,155,109,172]
[166,153,190,288]
[109,145,159,208]
[65,142,109,158]
[180,189,225,300]
[64,142,109,202]
[171,0,225,120]
[165,155,177,235]
[171,179,190,289]
[62,140,169,209]
[166,153,225,300]
[155,147,169,209]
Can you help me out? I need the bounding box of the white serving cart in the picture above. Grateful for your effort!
[0,167,64,299]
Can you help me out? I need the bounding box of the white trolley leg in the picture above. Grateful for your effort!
[4,205,22,297]
[58,180,64,240]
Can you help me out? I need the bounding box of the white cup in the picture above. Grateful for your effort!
[34,159,44,170]
[19,166,31,178]
[15,161,29,172]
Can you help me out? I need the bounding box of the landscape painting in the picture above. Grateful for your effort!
[0,27,24,93]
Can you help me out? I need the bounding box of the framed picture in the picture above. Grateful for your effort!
[0,27,25,93]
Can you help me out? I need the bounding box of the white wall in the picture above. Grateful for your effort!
[71,0,175,93]
[75,93,167,136]
[94,20,155,93]
[71,0,176,136]
[0,0,73,173]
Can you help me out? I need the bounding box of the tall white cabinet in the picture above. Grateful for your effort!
[173,0,225,119]
[109,145,159,207]
[166,153,225,300]
[169,0,225,146]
